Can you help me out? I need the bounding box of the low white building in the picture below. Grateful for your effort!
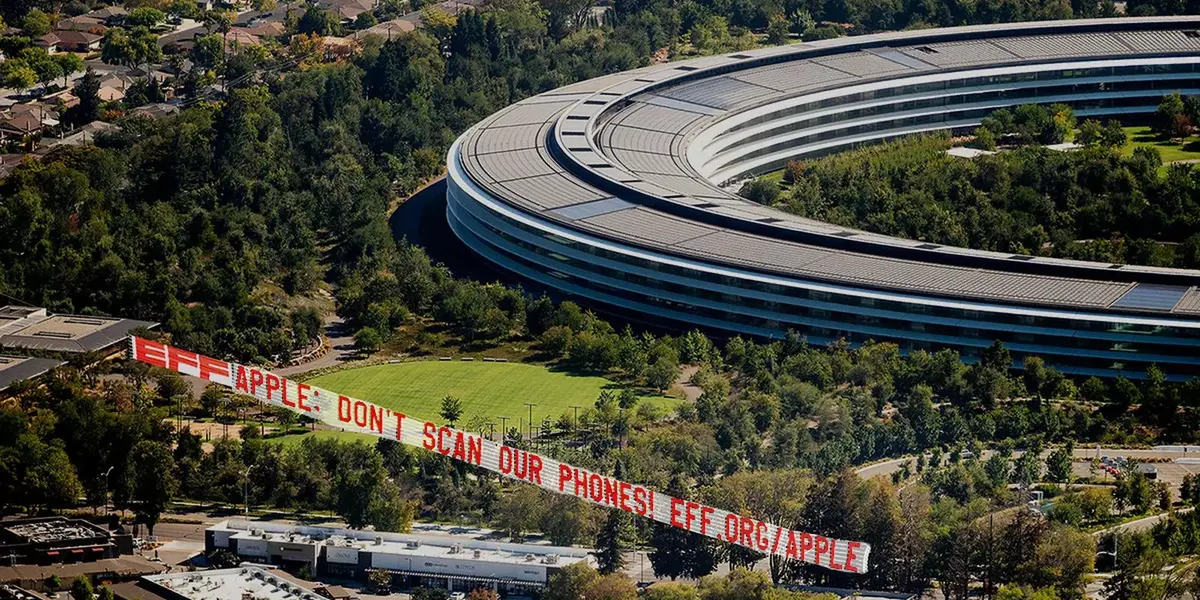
[205,521,591,595]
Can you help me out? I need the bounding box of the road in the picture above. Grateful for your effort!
[277,315,357,376]
[857,447,1197,491]
[1092,506,1195,537]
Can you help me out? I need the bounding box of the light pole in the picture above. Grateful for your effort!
[243,464,260,516]
[569,405,581,440]
[524,403,537,447]
[102,465,115,516]
[499,416,509,443]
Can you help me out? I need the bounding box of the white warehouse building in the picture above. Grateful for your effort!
[204,521,591,595]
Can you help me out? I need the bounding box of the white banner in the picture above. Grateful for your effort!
[130,336,871,573]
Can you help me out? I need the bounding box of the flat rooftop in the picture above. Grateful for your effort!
[3,518,109,544]
[0,306,157,353]
[457,17,1200,319]
[142,567,322,600]
[213,520,589,568]
[0,355,65,391]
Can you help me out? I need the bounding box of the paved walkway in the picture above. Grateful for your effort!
[277,315,357,377]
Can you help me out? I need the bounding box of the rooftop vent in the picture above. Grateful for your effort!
[450,544,463,554]
[525,554,537,562]
[676,65,698,71]
[63,318,105,325]
[406,540,421,549]
[32,331,73,339]
[1007,254,1035,261]
[914,45,939,54]
[729,54,753,59]
[473,550,482,559]
[374,536,383,545]
[916,243,940,250]
[543,554,560,564]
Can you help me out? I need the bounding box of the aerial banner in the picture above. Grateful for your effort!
[129,336,871,573]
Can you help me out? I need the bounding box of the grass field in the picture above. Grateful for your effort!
[270,429,375,447]
[303,361,679,427]
[1120,125,1200,163]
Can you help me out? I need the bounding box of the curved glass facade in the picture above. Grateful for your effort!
[448,31,1200,381]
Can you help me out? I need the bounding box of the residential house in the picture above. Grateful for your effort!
[350,17,415,41]
[0,154,33,179]
[34,33,60,52]
[55,16,108,34]
[97,84,126,102]
[317,0,374,22]
[54,30,104,53]
[38,120,120,152]
[223,29,262,49]
[0,113,48,141]
[130,103,180,119]
[87,6,129,23]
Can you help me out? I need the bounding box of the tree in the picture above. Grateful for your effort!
[126,7,166,28]
[644,584,701,600]
[70,577,92,600]
[982,341,1012,370]
[22,9,51,36]
[1,61,37,91]
[298,5,341,36]
[367,569,392,592]
[466,589,499,600]
[647,355,679,393]
[739,178,781,205]
[972,126,998,150]
[1046,442,1073,484]
[97,587,114,600]
[544,563,600,600]
[1155,92,1191,139]
[354,327,382,352]
[582,573,638,600]
[496,485,545,541]
[766,15,790,45]
[439,396,464,426]
[595,508,634,574]
[52,53,84,87]
[1100,120,1128,148]
[129,441,177,536]
[1077,119,1103,146]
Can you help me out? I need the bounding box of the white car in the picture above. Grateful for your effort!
[449,593,466,600]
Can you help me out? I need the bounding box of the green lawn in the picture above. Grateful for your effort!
[304,361,679,426]
[269,429,375,447]
[1120,125,1200,163]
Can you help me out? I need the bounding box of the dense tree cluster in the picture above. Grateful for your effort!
[754,125,1200,268]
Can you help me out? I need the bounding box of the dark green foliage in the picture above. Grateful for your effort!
[775,120,1200,268]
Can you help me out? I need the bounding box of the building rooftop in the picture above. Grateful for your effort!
[0,306,156,354]
[3,518,110,545]
[0,556,163,585]
[457,17,1200,321]
[0,355,64,392]
[140,567,323,600]
[212,521,589,569]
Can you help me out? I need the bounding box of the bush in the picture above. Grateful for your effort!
[737,178,781,205]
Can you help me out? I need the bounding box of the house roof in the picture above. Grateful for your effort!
[225,29,262,47]
[97,86,126,102]
[54,29,103,46]
[351,18,415,39]
[0,113,46,136]
[87,6,129,19]
[35,33,61,46]
[0,355,66,392]
[55,16,107,33]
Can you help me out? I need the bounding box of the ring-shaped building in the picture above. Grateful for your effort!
[447,17,1200,380]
